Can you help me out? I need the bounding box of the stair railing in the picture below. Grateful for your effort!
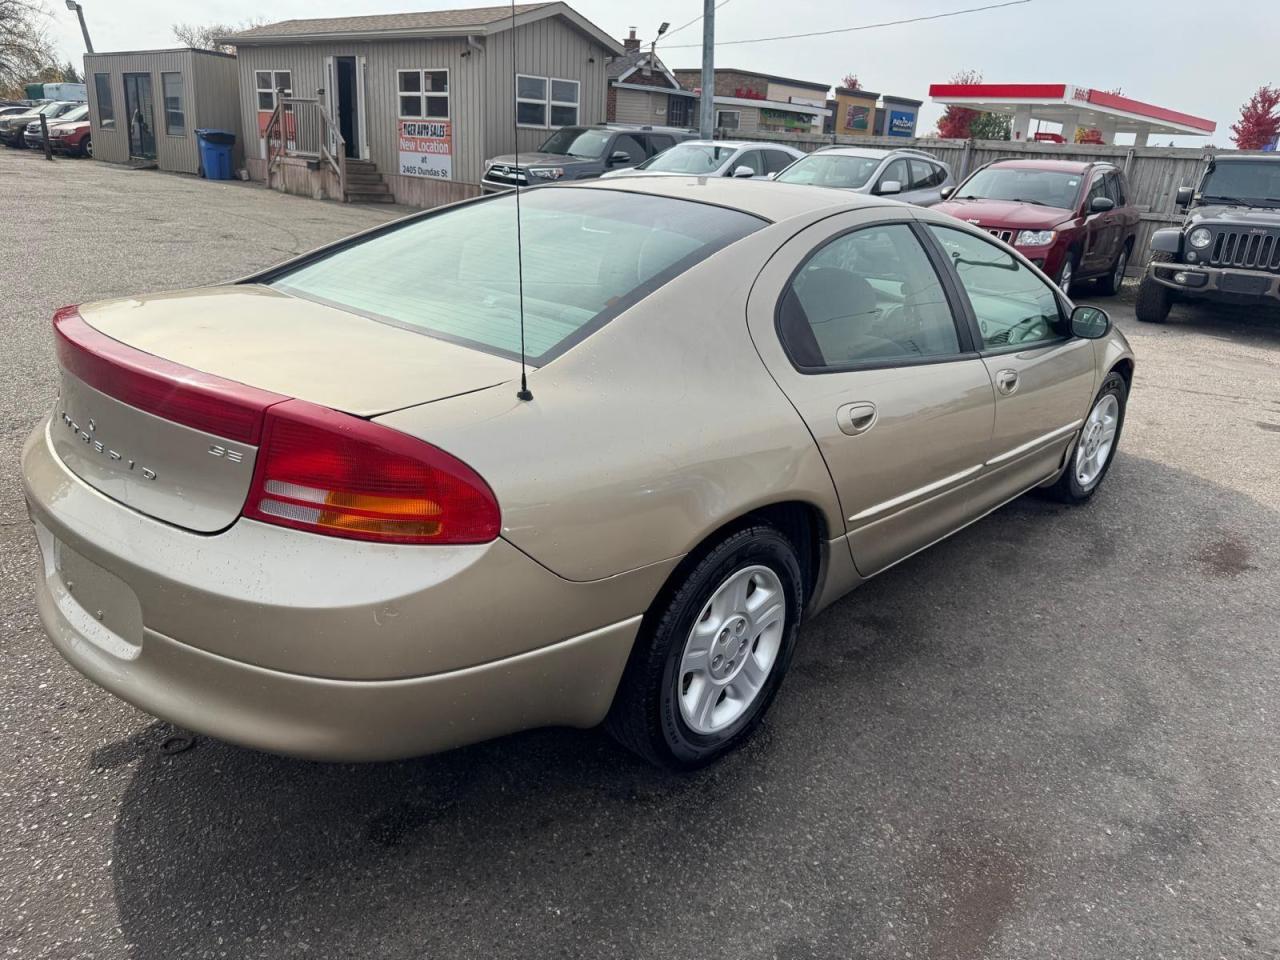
[267,97,348,201]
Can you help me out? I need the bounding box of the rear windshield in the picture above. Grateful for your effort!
[775,154,882,189]
[271,188,764,364]
[955,167,1082,210]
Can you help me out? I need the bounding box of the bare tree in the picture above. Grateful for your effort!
[0,0,55,96]
[172,18,265,55]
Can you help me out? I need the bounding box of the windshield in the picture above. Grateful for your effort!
[954,167,1082,209]
[271,189,764,364]
[57,105,88,122]
[38,102,69,116]
[1200,161,1280,206]
[536,128,609,159]
[774,154,882,189]
[639,143,736,174]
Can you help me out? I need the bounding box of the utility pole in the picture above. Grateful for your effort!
[65,1,94,54]
[698,0,714,139]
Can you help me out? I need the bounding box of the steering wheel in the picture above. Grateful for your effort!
[1004,315,1048,345]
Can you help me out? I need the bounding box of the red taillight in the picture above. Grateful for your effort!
[243,400,501,545]
[53,305,287,445]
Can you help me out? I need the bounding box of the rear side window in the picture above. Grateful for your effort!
[645,134,674,155]
[777,223,962,370]
[271,189,764,364]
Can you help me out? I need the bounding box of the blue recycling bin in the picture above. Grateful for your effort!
[195,129,236,180]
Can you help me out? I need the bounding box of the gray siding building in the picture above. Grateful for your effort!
[84,48,241,174]
[222,2,622,207]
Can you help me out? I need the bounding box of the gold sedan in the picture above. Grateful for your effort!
[21,177,1133,769]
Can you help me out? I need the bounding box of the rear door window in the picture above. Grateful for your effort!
[763,150,795,174]
[777,223,964,369]
[645,134,675,155]
[270,189,765,364]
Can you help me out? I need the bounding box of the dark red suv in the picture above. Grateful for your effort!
[933,159,1140,296]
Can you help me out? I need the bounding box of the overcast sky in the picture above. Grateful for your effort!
[45,0,1276,146]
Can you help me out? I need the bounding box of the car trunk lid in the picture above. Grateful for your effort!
[52,287,518,532]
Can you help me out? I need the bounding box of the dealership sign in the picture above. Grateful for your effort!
[888,110,915,136]
[398,120,452,179]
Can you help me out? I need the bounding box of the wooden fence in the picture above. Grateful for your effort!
[742,132,1275,273]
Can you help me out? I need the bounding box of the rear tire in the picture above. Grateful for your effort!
[1044,371,1127,503]
[606,525,803,770]
[1096,241,1131,296]
[1135,252,1174,322]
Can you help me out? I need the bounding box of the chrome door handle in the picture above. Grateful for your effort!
[995,369,1019,396]
[836,401,878,436]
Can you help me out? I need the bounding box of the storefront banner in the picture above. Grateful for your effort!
[398,120,452,179]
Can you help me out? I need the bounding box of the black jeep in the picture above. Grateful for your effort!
[1136,155,1280,322]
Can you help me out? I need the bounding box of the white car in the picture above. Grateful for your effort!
[600,140,804,180]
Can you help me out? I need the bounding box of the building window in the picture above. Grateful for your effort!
[516,74,579,128]
[550,78,579,127]
[255,70,292,111]
[516,74,548,127]
[93,73,114,128]
[397,69,449,119]
[716,109,740,130]
[161,72,185,135]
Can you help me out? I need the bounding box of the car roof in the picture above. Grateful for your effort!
[674,140,801,150]
[984,158,1102,174]
[567,176,898,223]
[808,146,892,160]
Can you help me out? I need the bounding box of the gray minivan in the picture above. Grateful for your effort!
[481,124,696,192]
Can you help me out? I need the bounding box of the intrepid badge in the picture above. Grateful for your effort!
[60,411,157,480]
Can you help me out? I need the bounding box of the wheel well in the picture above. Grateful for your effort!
[1110,357,1134,389]
[651,502,827,620]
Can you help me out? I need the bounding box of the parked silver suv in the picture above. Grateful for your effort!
[772,146,953,206]
[481,124,696,192]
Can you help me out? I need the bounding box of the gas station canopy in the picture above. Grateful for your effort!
[927,83,1216,145]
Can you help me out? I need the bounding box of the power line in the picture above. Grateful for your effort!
[661,0,1032,49]
[658,0,734,44]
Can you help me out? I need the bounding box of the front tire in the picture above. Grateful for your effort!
[1135,252,1174,322]
[1055,249,1080,297]
[1044,372,1127,503]
[1096,241,1131,296]
[606,525,804,770]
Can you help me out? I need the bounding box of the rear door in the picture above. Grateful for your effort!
[924,223,1096,509]
[746,209,995,577]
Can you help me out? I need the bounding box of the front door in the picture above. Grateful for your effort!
[335,57,360,159]
[923,223,1097,509]
[746,209,996,577]
[123,73,156,161]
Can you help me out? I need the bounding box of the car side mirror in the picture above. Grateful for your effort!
[731,165,755,178]
[1176,185,1194,208]
[878,179,902,196]
[940,185,955,199]
[1089,196,1116,213]
[1070,305,1110,339]
[608,150,631,166]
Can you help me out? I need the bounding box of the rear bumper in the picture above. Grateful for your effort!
[21,415,663,760]
[1145,261,1280,302]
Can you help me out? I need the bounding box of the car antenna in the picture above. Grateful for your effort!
[511,0,533,402]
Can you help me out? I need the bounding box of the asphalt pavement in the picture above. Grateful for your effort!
[2,147,1279,960]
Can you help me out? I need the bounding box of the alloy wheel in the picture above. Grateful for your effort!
[1075,393,1120,487]
[1058,258,1074,295]
[677,565,786,735]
